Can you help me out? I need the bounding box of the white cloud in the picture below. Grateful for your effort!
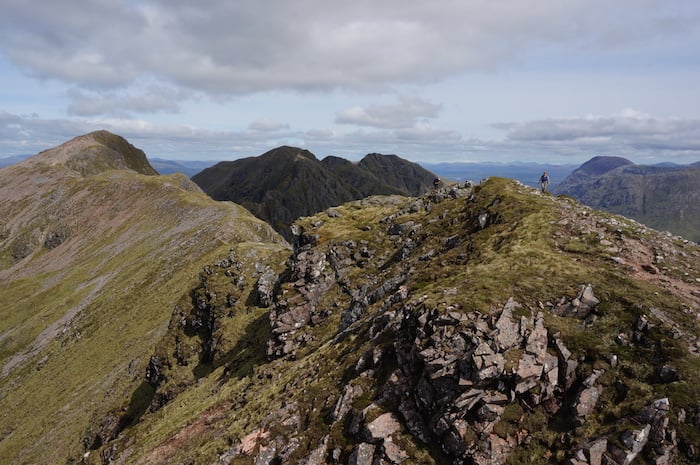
[335,96,441,129]
[66,85,189,117]
[248,119,290,132]
[2,0,698,101]
[2,109,700,165]
[496,110,700,142]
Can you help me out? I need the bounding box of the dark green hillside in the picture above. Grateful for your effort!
[192,147,437,241]
[357,152,437,194]
[192,146,437,241]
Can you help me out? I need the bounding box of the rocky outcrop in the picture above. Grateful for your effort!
[567,398,677,465]
[370,299,576,465]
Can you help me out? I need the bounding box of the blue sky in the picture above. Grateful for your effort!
[1,0,700,164]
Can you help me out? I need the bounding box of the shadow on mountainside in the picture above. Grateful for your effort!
[193,310,271,383]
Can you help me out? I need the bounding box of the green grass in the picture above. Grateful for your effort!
[0,166,287,464]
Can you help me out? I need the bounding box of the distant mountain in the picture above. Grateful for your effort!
[553,156,700,242]
[192,146,437,239]
[149,158,217,177]
[0,131,286,463]
[0,154,30,168]
[423,161,578,187]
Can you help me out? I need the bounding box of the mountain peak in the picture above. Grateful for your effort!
[576,155,633,176]
[30,130,158,176]
[260,145,318,163]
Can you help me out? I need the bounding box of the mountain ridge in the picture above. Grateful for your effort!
[91,177,700,465]
[191,146,438,240]
[0,131,287,463]
[1,134,699,464]
[553,156,700,242]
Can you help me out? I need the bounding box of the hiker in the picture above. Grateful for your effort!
[433,177,440,190]
[539,171,550,193]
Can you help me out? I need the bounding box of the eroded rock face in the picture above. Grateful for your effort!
[266,244,336,359]
[567,398,678,465]
[359,300,579,465]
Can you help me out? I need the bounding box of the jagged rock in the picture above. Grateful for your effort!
[445,235,460,249]
[584,437,608,465]
[658,364,679,383]
[256,267,277,307]
[363,412,403,442]
[525,313,548,357]
[332,383,364,422]
[554,284,600,319]
[609,425,651,465]
[515,354,543,393]
[477,212,489,229]
[574,385,602,426]
[553,337,577,390]
[471,434,517,465]
[290,224,319,248]
[382,438,409,464]
[494,299,520,350]
[583,369,604,387]
[476,402,505,422]
[637,398,677,465]
[473,342,506,381]
[145,355,164,387]
[567,437,609,465]
[299,435,329,465]
[635,314,650,332]
[387,221,420,237]
[93,414,121,448]
[348,442,376,465]
[254,443,277,465]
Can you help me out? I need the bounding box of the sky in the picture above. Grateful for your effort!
[1,0,700,165]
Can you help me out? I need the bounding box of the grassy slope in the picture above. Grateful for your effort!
[97,179,699,464]
[0,163,286,464]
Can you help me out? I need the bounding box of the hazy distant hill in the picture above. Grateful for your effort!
[423,161,578,187]
[0,154,30,168]
[191,146,437,239]
[149,158,217,177]
[553,156,700,242]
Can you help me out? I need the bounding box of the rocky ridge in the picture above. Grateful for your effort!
[93,178,700,465]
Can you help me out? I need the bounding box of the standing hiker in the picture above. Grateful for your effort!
[539,171,550,193]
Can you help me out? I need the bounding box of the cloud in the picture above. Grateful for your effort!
[2,110,700,165]
[335,96,441,129]
[2,0,698,101]
[493,110,700,161]
[66,85,189,117]
[248,119,290,132]
[496,109,700,143]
